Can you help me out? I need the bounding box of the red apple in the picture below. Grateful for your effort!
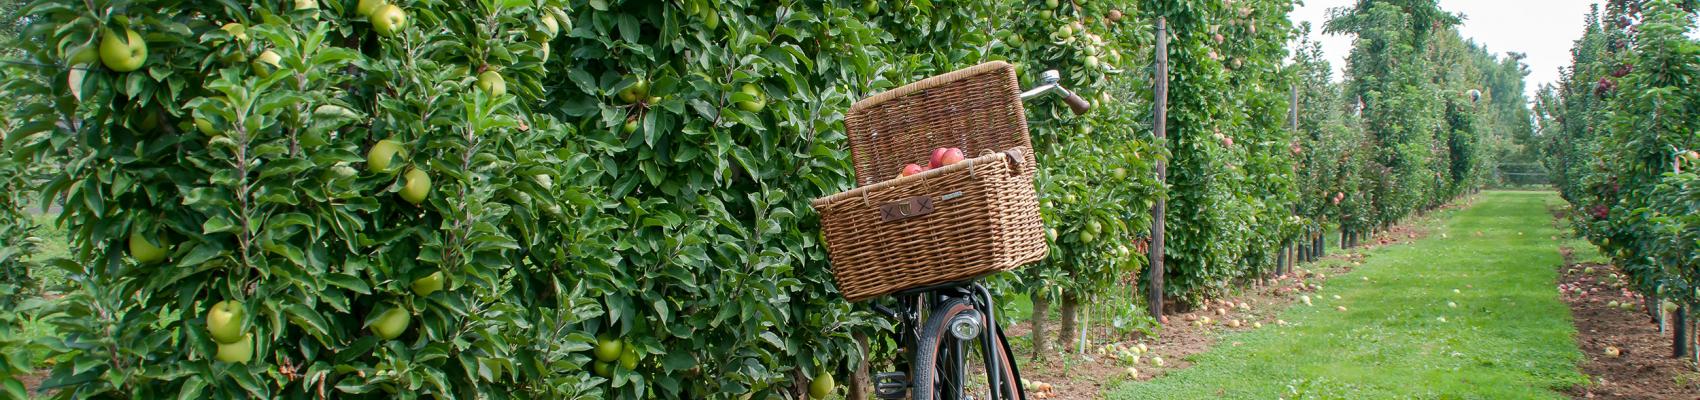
[900,164,924,178]
[1222,136,1234,147]
[932,148,966,168]
[929,148,949,168]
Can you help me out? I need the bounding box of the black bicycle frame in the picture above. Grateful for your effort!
[873,281,1019,400]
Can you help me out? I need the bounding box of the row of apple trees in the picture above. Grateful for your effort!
[0,0,1537,399]
[1296,0,1530,250]
[0,0,1211,397]
[0,0,1086,398]
[1,2,49,396]
[0,77,39,399]
[1542,0,1700,322]
[1004,0,1158,358]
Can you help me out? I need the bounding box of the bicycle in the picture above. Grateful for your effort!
[864,69,1090,400]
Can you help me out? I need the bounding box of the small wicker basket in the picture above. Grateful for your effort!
[811,61,1047,302]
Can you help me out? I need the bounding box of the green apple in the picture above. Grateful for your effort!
[593,334,623,362]
[477,70,507,97]
[808,371,835,399]
[400,168,431,205]
[366,139,405,173]
[252,50,282,78]
[737,83,766,112]
[100,28,148,72]
[206,300,247,344]
[369,306,411,340]
[214,333,254,364]
[618,77,648,103]
[66,42,99,66]
[592,361,613,378]
[370,4,408,37]
[295,0,319,10]
[129,228,169,263]
[619,346,638,370]
[355,0,385,16]
[622,119,639,134]
[411,271,444,296]
[701,8,720,30]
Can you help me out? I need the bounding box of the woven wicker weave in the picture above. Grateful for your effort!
[811,61,1047,302]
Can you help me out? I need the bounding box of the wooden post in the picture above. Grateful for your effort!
[1287,86,1298,276]
[1148,17,1169,321]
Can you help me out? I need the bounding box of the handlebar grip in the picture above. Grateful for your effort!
[1062,91,1092,115]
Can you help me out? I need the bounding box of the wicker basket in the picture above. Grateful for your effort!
[811,61,1047,302]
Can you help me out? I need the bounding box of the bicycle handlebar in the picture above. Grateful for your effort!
[1018,69,1092,115]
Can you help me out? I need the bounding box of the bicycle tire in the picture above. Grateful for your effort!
[912,298,1021,400]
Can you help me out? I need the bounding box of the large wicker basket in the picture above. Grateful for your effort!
[811,61,1047,302]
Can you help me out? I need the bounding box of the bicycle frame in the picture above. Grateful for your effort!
[872,281,1019,400]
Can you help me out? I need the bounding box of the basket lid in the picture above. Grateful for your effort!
[844,61,1031,187]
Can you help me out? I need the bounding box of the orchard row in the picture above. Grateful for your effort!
[0,0,1532,399]
[1542,0,1700,341]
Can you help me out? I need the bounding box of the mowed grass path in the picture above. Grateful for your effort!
[1110,191,1585,399]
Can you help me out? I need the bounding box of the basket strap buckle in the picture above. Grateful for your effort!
[1002,148,1026,176]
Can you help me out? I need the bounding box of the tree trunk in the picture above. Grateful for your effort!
[1317,231,1327,258]
[1676,304,1689,358]
[1058,293,1080,353]
[848,331,869,400]
[1030,290,1050,361]
[1650,295,1662,326]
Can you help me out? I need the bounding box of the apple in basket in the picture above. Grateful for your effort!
[929,148,966,169]
[900,163,925,178]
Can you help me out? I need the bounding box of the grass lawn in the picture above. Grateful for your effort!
[26,212,70,291]
[1109,191,1587,399]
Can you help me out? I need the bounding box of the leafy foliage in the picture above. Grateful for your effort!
[1543,0,1700,307]
[0,0,1535,398]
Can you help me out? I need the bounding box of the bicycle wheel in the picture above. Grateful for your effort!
[911,298,1022,400]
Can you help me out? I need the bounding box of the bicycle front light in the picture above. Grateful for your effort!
[948,310,983,340]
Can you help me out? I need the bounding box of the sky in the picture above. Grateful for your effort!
[1291,0,1601,99]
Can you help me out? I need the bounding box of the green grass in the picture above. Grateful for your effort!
[1109,191,1587,399]
[26,212,71,291]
